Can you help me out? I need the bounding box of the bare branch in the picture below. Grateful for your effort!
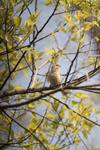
[0,84,100,109]
[0,65,99,98]
[70,38,93,83]
[2,110,48,150]
[50,95,100,127]
[0,51,26,91]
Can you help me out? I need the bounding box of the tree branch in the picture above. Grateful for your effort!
[0,51,26,91]
[70,38,93,83]
[51,95,100,127]
[2,110,48,150]
[0,84,100,109]
[0,65,99,98]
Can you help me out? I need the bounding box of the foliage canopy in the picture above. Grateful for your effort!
[0,0,100,150]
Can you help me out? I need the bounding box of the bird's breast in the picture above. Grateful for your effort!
[48,72,61,86]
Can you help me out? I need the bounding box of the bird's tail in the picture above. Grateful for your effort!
[61,89,70,95]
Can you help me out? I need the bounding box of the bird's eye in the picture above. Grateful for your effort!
[56,64,60,67]
[52,64,60,68]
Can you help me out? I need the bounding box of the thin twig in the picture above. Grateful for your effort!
[3,110,48,150]
[70,38,93,84]
[0,51,26,91]
[5,7,10,73]
[64,43,80,84]
[38,60,49,70]
[50,95,100,127]
[0,84,100,109]
[29,63,38,89]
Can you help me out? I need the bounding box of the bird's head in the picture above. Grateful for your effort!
[51,64,60,72]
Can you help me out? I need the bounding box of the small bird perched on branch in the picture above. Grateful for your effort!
[47,64,69,95]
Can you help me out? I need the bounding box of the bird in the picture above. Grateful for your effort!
[47,64,69,95]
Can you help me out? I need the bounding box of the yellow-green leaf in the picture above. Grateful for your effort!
[60,1,67,7]
[28,103,33,109]
[53,100,59,111]
[93,21,99,27]
[74,137,80,146]
[80,36,86,46]
[0,45,4,52]
[97,11,100,21]
[0,137,6,142]
[83,22,92,31]
[7,83,13,90]
[14,85,21,89]
[0,30,5,40]
[83,131,88,140]
[58,26,66,32]
[45,47,53,55]
[50,144,59,150]
[64,15,73,26]
[94,36,99,42]
[50,46,55,55]
[13,16,22,27]
[13,35,21,41]
[5,33,10,41]
[45,0,52,6]
[0,126,7,132]
[83,5,90,14]
[35,52,44,60]
[47,113,55,119]
[93,107,96,112]
[17,5,23,13]
[29,93,35,98]
[22,47,32,51]
[85,72,89,81]
[4,0,8,8]
[0,69,4,74]
[71,100,79,106]
[96,108,100,114]
[11,129,14,139]
[74,92,89,100]
[23,69,28,78]
[7,41,13,49]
